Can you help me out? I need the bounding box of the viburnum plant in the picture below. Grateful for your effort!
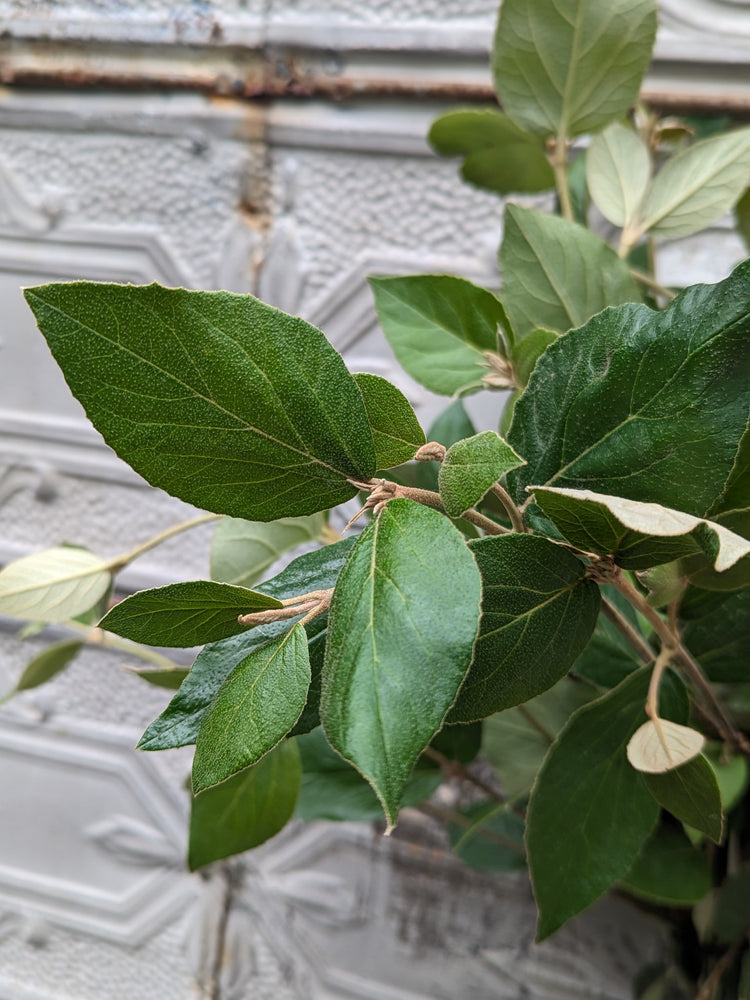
[5,0,750,993]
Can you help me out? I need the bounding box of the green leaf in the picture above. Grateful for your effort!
[644,754,723,842]
[14,639,83,692]
[708,865,750,944]
[192,624,310,793]
[99,581,283,647]
[620,823,712,906]
[508,262,750,518]
[438,431,526,518]
[510,328,558,388]
[137,539,355,751]
[526,667,687,939]
[0,546,111,624]
[449,534,600,722]
[24,282,375,520]
[415,400,477,493]
[482,677,595,799]
[587,122,651,228]
[639,128,750,239]
[531,486,750,572]
[448,801,526,873]
[735,186,750,252]
[369,275,507,396]
[188,739,300,870]
[321,499,482,829]
[492,0,657,138]
[353,372,425,469]
[572,586,642,688]
[706,744,749,814]
[430,721,482,765]
[124,667,189,690]
[683,588,750,682]
[500,205,641,337]
[210,514,325,589]
[295,727,441,822]
[428,108,554,194]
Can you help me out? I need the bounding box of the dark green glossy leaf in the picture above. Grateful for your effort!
[321,499,482,828]
[15,639,83,692]
[210,514,325,589]
[430,721,483,765]
[500,205,640,337]
[137,539,355,750]
[24,282,375,520]
[482,677,596,799]
[188,739,300,870]
[448,801,526,873]
[192,624,310,793]
[428,108,554,194]
[508,262,750,518]
[644,754,723,843]
[572,587,642,688]
[531,486,750,572]
[369,275,506,396]
[620,823,712,906]
[353,372,425,469]
[705,864,750,944]
[526,667,687,939]
[493,0,657,138]
[683,588,750,683]
[99,581,282,648]
[449,534,600,722]
[295,727,441,822]
[439,431,525,518]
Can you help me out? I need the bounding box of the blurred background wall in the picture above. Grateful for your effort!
[0,3,748,998]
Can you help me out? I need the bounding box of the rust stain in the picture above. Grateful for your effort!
[1,41,749,117]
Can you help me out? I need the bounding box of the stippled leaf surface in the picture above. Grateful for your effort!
[192,624,310,793]
[321,499,482,828]
[439,431,525,518]
[137,539,355,751]
[449,534,600,722]
[370,275,507,396]
[24,282,375,520]
[508,262,750,518]
[353,372,425,469]
[99,581,282,647]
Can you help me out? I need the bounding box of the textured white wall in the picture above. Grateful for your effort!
[0,4,746,997]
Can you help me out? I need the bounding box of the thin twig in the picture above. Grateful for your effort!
[417,802,525,855]
[209,863,234,1000]
[608,570,750,755]
[629,268,677,301]
[549,137,573,222]
[107,512,220,573]
[695,938,743,1000]
[491,483,526,533]
[422,746,506,805]
[601,598,655,664]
